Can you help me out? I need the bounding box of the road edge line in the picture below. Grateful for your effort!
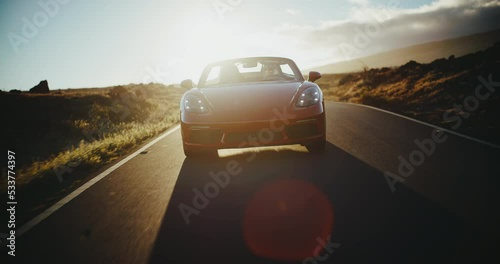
[338,102,500,149]
[17,125,181,237]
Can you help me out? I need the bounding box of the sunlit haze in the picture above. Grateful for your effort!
[1,0,499,89]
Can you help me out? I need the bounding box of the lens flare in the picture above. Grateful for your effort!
[243,179,334,261]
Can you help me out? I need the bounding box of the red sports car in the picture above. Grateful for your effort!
[179,57,326,157]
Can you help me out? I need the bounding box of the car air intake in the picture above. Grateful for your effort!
[285,124,319,139]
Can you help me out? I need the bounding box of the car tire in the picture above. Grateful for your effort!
[306,138,326,153]
[184,148,218,158]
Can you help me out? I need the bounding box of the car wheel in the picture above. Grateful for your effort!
[306,138,326,153]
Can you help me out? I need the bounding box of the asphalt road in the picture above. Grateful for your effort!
[14,102,500,263]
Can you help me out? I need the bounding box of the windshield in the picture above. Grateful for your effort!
[198,58,304,87]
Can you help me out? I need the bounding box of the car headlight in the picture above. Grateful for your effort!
[184,95,208,113]
[296,87,321,107]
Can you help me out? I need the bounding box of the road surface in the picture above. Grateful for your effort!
[14,102,500,263]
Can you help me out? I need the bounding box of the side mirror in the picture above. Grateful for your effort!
[180,79,194,90]
[308,71,322,83]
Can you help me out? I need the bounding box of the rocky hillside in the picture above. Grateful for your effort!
[318,42,500,144]
[0,83,183,226]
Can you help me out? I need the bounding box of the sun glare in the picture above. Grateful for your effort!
[180,17,245,79]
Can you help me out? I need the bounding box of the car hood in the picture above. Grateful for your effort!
[199,82,303,122]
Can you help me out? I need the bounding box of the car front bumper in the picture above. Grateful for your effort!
[181,112,326,151]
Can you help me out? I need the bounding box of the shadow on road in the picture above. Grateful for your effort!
[148,142,493,263]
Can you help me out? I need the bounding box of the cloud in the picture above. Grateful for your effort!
[348,0,370,6]
[285,8,302,16]
[275,0,500,66]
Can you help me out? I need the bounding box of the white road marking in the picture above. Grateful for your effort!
[340,102,500,149]
[17,125,180,237]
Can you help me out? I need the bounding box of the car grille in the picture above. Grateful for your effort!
[224,131,283,144]
[285,124,319,139]
[189,130,223,144]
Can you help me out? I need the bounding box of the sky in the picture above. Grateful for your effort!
[0,0,499,90]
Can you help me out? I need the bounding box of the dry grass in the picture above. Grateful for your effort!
[1,83,183,188]
[17,115,178,185]
[318,43,500,143]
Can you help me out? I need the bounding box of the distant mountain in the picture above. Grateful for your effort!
[308,28,500,74]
